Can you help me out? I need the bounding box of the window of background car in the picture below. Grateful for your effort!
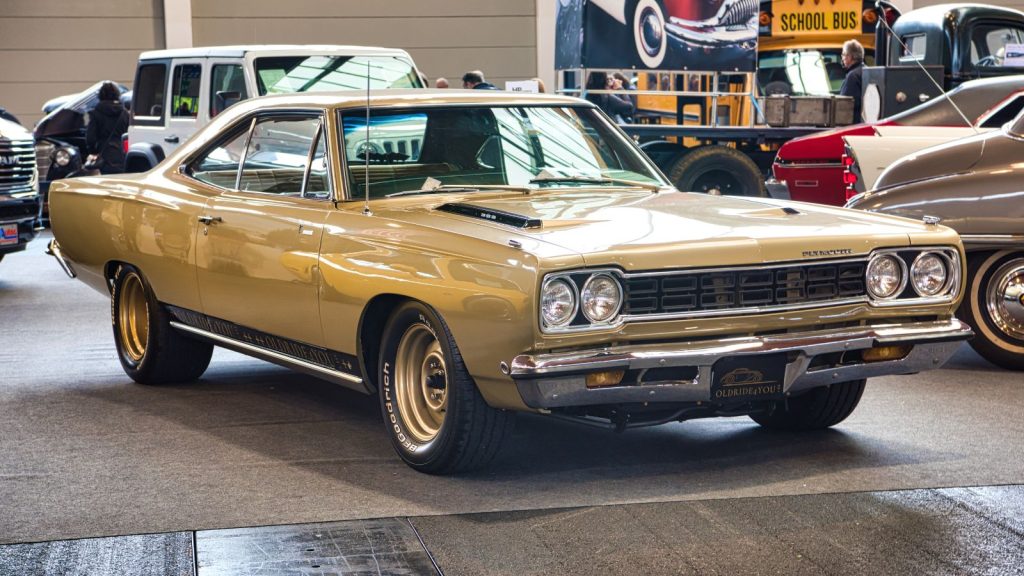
[171,64,201,118]
[339,106,664,198]
[133,63,167,121]
[254,56,422,95]
[900,34,928,62]
[188,120,253,189]
[239,115,323,195]
[210,64,248,118]
[970,24,1024,67]
[978,94,1024,127]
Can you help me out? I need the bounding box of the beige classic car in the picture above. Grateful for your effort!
[49,91,972,473]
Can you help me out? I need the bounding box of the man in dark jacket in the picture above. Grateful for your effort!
[462,71,497,90]
[86,81,129,174]
[840,39,865,122]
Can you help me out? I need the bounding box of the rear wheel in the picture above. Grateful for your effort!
[668,146,766,197]
[750,380,866,431]
[111,264,213,384]
[632,0,667,68]
[959,251,1024,369]
[379,301,514,474]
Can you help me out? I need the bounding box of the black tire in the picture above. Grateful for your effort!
[668,146,766,197]
[111,264,213,384]
[750,379,866,431]
[958,251,1024,370]
[379,301,514,474]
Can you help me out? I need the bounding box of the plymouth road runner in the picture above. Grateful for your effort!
[49,91,971,473]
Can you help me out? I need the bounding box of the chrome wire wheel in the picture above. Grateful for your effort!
[985,258,1024,342]
[117,271,150,363]
[394,323,448,444]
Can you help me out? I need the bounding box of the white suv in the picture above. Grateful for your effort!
[126,45,424,172]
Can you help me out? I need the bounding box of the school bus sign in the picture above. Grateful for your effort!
[764,0,875,37]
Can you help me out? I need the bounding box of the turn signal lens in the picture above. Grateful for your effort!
[586,370,625,388]
[759,11,772,26]
[862,345,911,362]
[862,9,878,24]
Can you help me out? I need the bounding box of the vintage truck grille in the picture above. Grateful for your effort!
[35,140,54,182]
[720,0,757,26]
[0,137,36,195]
[623,260,867,317]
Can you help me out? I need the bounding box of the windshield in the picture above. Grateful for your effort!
[340,105,667,198]
[254,55,422,95]
[758,49,874,95]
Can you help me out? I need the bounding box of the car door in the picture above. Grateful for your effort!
[193,111,331,346]
[162,59,205,153]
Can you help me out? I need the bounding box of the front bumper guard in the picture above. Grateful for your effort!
[511,319,972,409]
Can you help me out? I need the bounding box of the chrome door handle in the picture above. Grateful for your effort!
[164,135,180,143]
[197,215,222,225]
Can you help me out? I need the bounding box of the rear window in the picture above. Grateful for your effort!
[254,55,422,95]
[133,63,167,121]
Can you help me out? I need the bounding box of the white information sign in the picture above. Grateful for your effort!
[1004,43,1024,67]
[505,80,540,93]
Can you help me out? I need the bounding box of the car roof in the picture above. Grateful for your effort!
[138,45,414,60]
[220,89,592,112]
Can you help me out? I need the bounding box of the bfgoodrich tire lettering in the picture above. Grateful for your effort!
[111,264,213,384]
[379,301,514,474]
[959,250,1024,370]
[750,379,866,431]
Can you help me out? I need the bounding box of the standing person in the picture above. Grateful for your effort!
[462,71,497,90]
[585,72,634,122]
[85,81,129,174]
[435,77,449,89]
[612,72,637,120]
[840,39,866,122]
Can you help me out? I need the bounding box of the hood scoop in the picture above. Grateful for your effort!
[436,202,542,229]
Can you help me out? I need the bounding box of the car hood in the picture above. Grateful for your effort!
[377,189,939,270]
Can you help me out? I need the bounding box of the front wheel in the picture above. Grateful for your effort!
[959,251,1024,369]
[111,264,213,384]
[750,380,866,431]
[379,301,514,474]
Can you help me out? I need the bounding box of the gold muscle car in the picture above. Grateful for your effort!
[48,90,972,473]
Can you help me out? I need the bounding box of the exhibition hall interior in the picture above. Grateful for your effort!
[2,0,1024,574]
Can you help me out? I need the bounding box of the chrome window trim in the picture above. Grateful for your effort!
[538,248,961,334]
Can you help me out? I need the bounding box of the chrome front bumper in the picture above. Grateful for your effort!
[511,319,971,409]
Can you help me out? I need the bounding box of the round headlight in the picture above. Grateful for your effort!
[866,254,905,299]
[581,273,622,323]
[53,147,72,167]
[911,252,949,296]
[541,278,577,328]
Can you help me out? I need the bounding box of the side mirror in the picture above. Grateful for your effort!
[212,91,242,117]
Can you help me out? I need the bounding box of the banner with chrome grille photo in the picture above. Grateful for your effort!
[556,0,758,72]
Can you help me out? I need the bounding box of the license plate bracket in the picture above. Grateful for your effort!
[710,353,787,403]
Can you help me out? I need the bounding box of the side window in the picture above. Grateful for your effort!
[210,64,248,118]
[304,127,330,199]
[189,120,253,189]
[899,34,927,62]
[979,94,1024,127]
[171,64,201,118]
[239,116,321,195]
[133,63,167,120]
[970,24,1024,67]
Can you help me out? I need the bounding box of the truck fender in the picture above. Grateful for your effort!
[124,143,165,173]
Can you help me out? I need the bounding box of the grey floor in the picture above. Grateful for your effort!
[2,234,1023,574]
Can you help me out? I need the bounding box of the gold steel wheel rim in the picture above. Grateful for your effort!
[118,273,150,362]
[394,323,448,444]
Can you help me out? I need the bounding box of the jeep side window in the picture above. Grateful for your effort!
[210,64,248,118]
[134,63,167,120]
[171,64,201,118]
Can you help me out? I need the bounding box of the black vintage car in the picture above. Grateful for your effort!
[33,82,130,225]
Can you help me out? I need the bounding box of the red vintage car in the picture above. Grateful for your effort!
[768,76,1024,205]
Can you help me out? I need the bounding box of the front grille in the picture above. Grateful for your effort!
[0,137,36,195]
[720,0,758,26]
[35,140,54,183]
[624,261,867,317]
